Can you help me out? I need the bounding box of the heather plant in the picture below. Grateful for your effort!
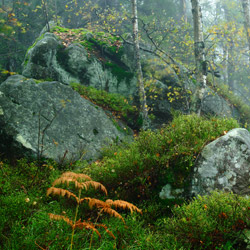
[164,191,250,249]
[46,171,142,249]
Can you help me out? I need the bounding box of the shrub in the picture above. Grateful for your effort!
[84,114,239,201]
[164,191,250,249]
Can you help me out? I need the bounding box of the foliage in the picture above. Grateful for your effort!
[52,26,124,57]
[47,171,141,249]
[105,61,134,83]
[164,191,250,249]
[71,82,138,124]
[0,115,246,250]
[84,114,239,201]
[0,158,60,248]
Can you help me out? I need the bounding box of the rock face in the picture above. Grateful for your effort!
[22,29,240,128]
[22,30,192,127]
[22,32,137,97]
[0,75,126,162]
[191,128,250,196]
[201,88,240,118]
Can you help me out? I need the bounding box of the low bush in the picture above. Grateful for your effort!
[164,191,250,249]
[84,114,239,201]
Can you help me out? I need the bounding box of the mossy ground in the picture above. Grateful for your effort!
[1,114,245,249]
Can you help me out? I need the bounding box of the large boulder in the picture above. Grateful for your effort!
[191,128,250,196]
[0,75,127,162]
[159,128,250,200]
[22,32,137,97]
[22,33,80,84]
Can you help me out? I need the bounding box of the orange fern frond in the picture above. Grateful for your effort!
[82,181,108,195]
[82,197,108,209]
[52,172,91,186]
[52,177,85,190]
[48,213,73,226]
[100,207,125,223]
[106,199,142,214]
[60,171,92,181]
[52,177,75,186]
[74,219,101,238]
[47,187,79,203]
[97,224,116,239]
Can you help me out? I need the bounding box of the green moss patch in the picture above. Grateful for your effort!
[52,26,124,58]
[71,82,138,123]
[105,61,133,83]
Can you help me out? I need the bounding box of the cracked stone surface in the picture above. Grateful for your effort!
[191,128,250,196]
[0,75,127,162]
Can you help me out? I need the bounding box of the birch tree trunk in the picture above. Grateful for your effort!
[180,0,187,23]
[223,4,235,89]
[190,0,207,115]
[241,0,250,62]
[131,0,149,129]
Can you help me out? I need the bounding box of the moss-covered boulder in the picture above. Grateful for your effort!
[21,26,241,128]
[22,28,137,97]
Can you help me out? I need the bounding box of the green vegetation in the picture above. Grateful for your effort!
[105,61,134,83]
[165,191,250,249]
[0,114,246,249]
[52,26,124,58]
[71,82,138,123]
[84,114,239,201]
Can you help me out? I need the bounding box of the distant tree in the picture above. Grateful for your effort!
[241,0,250,62]
[131,0,149,129]
[180,0,187,23]
[190,0,207,115]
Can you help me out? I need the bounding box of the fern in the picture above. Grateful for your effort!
[47,171,141,249]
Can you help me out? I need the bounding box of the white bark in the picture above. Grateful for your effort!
[241,0,250,62]
[223,4,235,89]
[191,0,207,115]
[180,0,187,23]
[131,0,149,129]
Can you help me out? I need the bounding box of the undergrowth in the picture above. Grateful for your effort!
[83,114,239,201]
[46,172,141,249]
[164,191,250,249]
[0,114,245,250]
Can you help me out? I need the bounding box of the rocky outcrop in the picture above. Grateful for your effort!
[22,28,240,128]
[191,128,250,196]
[0,75,127,162]
[22,32,137,97]
[160,128,250,199]
[202,88,240,119]
[22,30,191,127]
